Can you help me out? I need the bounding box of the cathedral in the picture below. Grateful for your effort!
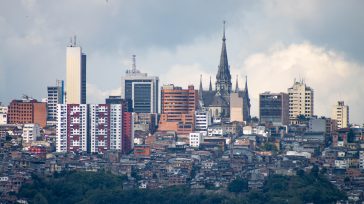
[199,22,251,122]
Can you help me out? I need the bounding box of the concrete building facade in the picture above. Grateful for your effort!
[259,92,289,125]
[159,84,198,134]
[189,132,204,147]
[7,98,47,128]
[195,110,211,131]
[121,55,159,113]
[22,124,40,144]
[56,104,133,154]
[0,104,8,125]
[288,80,314,124]
[47,80,64,123]
[66,41,86,104]
[332,101,349,129]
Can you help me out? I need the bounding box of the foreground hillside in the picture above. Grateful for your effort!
[18,170,346,204]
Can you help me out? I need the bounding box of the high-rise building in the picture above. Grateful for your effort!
[332,101,349,129]
[121,55,158,113]
[57,104,88,153]
[56,103,133,154]
[47,80,64,123]
[89,104,111,153]
[159,84,198,134]
[0,103,8,125]
[288,80,314,124]
[66,38,86,104]
[259,92,289,125]
[7,97,47,128]
[110,104,123,151]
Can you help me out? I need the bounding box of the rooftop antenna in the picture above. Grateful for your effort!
[73,35,77,46]
[222,20,226,41]
[132,54,137,73]
[69,37,73,46]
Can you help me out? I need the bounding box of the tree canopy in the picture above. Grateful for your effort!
[18,170,346,204]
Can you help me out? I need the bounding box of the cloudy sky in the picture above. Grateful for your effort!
[1,0,363,124]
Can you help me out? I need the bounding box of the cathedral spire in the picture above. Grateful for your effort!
[209,76,212,92]
[244,75,249,95]
[243,75,251,122]
[235,75,239,93]
[215,20,232,95]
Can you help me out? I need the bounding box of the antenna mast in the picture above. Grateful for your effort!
[73,35,77,46]
[132,55,137,73]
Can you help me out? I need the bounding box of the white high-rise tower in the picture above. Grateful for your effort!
[66,36,86,104]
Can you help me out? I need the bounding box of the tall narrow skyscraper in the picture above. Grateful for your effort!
[66,37,86,104]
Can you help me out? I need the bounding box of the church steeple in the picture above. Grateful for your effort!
[209,76,212,92]
[243,75,251,122]
[235,75,239,93]
[215,21,232,95]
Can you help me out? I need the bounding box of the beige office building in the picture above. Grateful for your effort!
[230,93,243,122]
[288,80,314,124]
[332,101,349,129]
[66,43,86,104]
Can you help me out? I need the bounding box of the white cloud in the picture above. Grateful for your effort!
[1,0,364,124]
[236,42,364,124]
[86,83,121,104]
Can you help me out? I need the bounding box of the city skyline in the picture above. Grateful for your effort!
[1,0,364,123]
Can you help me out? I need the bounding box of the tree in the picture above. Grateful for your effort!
[347,129,355,143]
[310,165,319,178]
[296,169,305,177]
[228,178,249,193]
[33,193,48,204]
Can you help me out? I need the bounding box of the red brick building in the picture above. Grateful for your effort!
[122,112,134,154]
[134,145,151,157]
[7,99,47,128]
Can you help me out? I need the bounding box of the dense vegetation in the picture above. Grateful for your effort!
[18,169,346,204]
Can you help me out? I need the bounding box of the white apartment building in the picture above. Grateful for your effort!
[288,80,314,124]
[0,105,8,125]
[189,132,204,147]
[332,101,349,129]
[22,124,40,143]
[57,104,127,154]
[110,104,123,151]
[359,151,364,170]
[47,80,64,123]
[195,110,211,131]
[56,104,88,152]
